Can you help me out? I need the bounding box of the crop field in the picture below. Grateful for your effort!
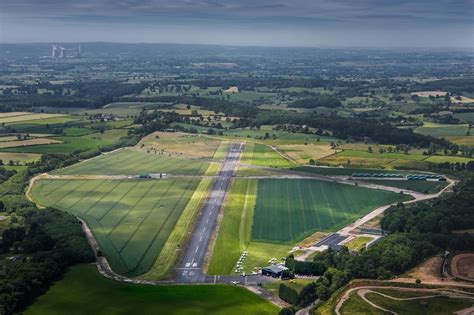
[252,179,411,243]
[139,131,221,158]
[362,179,448,193]
[415,122,470,137]
[56,149,210,176]
[241,143,295,168]
[0,152,41,164]
[454,112,474,123]
[0,138,62,148]
[445,135,474,146]
[0,129,128,154]
[25,265,278,315]
[31,178,199,276]
[208,179,292,275]
[0,113,67,124]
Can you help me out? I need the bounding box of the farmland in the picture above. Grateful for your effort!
[0,113,68,124]
[0,129,128,154]
[25,264,278,315]
[139,131,221,158]
[252,179,411,243]
[0,152,41,164]
[55,149,210,176]
[30,178,199,276]
[414,122,470,137]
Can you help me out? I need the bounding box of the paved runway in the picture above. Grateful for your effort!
[176,142,243,283]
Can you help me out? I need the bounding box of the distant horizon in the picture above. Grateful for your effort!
[0,41,473,51]
[1,0,473,49]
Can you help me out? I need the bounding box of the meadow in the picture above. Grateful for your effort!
[339,290,472,315]
[55,149,210,176]
[31,178,199,276]
[252,179,411,243]
[25,264,279,315]
[139,131,221,158]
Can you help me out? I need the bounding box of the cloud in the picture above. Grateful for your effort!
[0,0,473,47]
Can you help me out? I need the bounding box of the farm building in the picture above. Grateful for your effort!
[261,265,288,278]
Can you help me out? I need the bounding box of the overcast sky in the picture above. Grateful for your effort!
[1,0,473,48]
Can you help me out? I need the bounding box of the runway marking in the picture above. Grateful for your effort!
[195,246,199,254]
[199,235,203,242]
[185,263,190,267]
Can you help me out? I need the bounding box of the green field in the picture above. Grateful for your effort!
[415,122,470,137]
[208,179,292,275]
[253,179,412,243]
[0,129,128,154]
[362,179,448,193]
[25,264,279,315]
[294,166,421,176]
[31,178,199,276]
[242,143,295,168]
[345,236,373,251]
[55,149,210,176]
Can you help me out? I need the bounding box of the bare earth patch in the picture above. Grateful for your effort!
[405,255,444,283]
[452,253,474,281]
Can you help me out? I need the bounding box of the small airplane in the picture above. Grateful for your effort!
[231,281,240,285]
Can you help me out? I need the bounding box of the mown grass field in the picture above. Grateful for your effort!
[294,166,420,177]
[362,179,448,193]
[277,143,337,164]
[55,149,210,176]
[139,131,221,158]
[25,264,279,315]
[142,177,213,279]
[241,143,295,168]
[253,179,412,243]
[31,178,199,276]
[208,179,291,275]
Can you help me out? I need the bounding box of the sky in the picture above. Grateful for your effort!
[0,0,473,48]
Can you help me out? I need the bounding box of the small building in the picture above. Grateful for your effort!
[261,265,288,278]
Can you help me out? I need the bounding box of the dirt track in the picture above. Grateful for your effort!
[451,253,474,282]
